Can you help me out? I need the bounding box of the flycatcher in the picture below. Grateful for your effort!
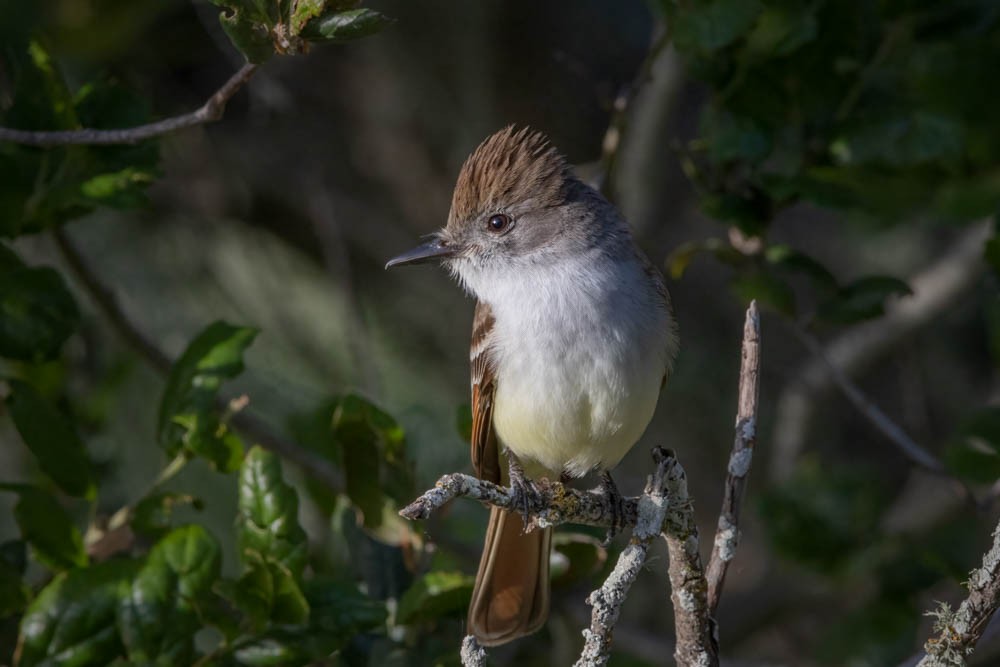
[387,126,678,646]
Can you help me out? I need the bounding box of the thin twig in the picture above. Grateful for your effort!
[52,227,344,492]
[792,327,961,480]
[706,301,761,615]
[592,22,672,199]
[771,222,991,481]
[0,63,258,147]
[916,520,1000,666]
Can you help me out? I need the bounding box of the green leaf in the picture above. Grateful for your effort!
[455,404,472,442]
[830,113,964,168]
[304,578,386,639]
[221,554,309,629]
[550,533,608,587]
[300,8,392,42]
[228,579,385,664]
[0,557,29,619]
[396,571,473,625]
[758,460,884,574]
[672,0,762,53]
[985,234,1000,277]
[219,10,276,63]
[289,0,325,35]
[765,244,838,293]
[18,560,137,667]
[701,109,771,164]
[132,493,203,540]
[816,276,912,325]
[118,525,222,665]
[0,485,86,570]
[0,45,157,237]
[731,270,795,316]
[744,5,817,57]
[944,407,1000,484]
[338,407,386,530]
[237,446,308,579]
[665,237,745,279]
[333,394,414,528]
[157,321,257,470]
[79,167,155,208]
[0,250,80,361]
[7,379,96,498]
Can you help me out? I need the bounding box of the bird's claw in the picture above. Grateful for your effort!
[600,471,626,546]
[507,453,542,530]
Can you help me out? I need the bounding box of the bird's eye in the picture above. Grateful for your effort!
[487,213,510,232]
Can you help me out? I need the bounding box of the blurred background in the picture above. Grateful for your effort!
[3,1,1000,665]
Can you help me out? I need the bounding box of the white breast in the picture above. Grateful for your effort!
[474,250,671,478]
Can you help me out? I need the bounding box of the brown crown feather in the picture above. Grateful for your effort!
[448,126,569,227]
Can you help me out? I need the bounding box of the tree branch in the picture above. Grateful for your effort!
[591,22,672,199]
[771,222,991,482]
[706,301,761,615]
[400,467,689,535]
[52,227,344,492]
[576,449,697,666]
[0,63,258,147]
[916,520,1000,665]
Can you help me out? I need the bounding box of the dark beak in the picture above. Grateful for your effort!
[385,238,457,269]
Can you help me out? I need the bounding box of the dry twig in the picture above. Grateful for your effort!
[706,301,761,614]
[0,63,258,146]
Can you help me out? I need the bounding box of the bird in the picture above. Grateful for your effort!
[386,125,678,646]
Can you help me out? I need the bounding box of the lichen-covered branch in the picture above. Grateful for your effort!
[662,455,718,667]
[401,467,684,536]
[917,520,1000,666]
[460,636,487,667]
[0,63,258,146]
[574,448,718,667]
[706,301,761,614]
[576,448,676,666]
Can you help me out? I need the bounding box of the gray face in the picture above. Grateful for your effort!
[439,180,624,271]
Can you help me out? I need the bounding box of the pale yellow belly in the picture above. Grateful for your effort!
[492,356,663,478]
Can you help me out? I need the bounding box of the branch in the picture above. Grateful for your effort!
[792,326,948,477]
[460,636,487,667]
[0,63,258,146]
[52,227,344,492]
[662,456,718,667]
[706,301,761,615]
[771,222,991,481]
[400,467,689,534]
[577,448,683,666]
[592,22,672,199]
[916,520,1000,666]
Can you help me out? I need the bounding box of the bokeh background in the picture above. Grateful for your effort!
[3,1,1000,665]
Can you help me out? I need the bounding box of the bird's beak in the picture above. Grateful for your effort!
[385,238,457,269]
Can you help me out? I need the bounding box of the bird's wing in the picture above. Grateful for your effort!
[470,301,501,483]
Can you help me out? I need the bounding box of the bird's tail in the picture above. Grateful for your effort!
[467,506,551,646]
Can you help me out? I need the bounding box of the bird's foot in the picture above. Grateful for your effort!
[507,453,543,530]
[599,471,627,546]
